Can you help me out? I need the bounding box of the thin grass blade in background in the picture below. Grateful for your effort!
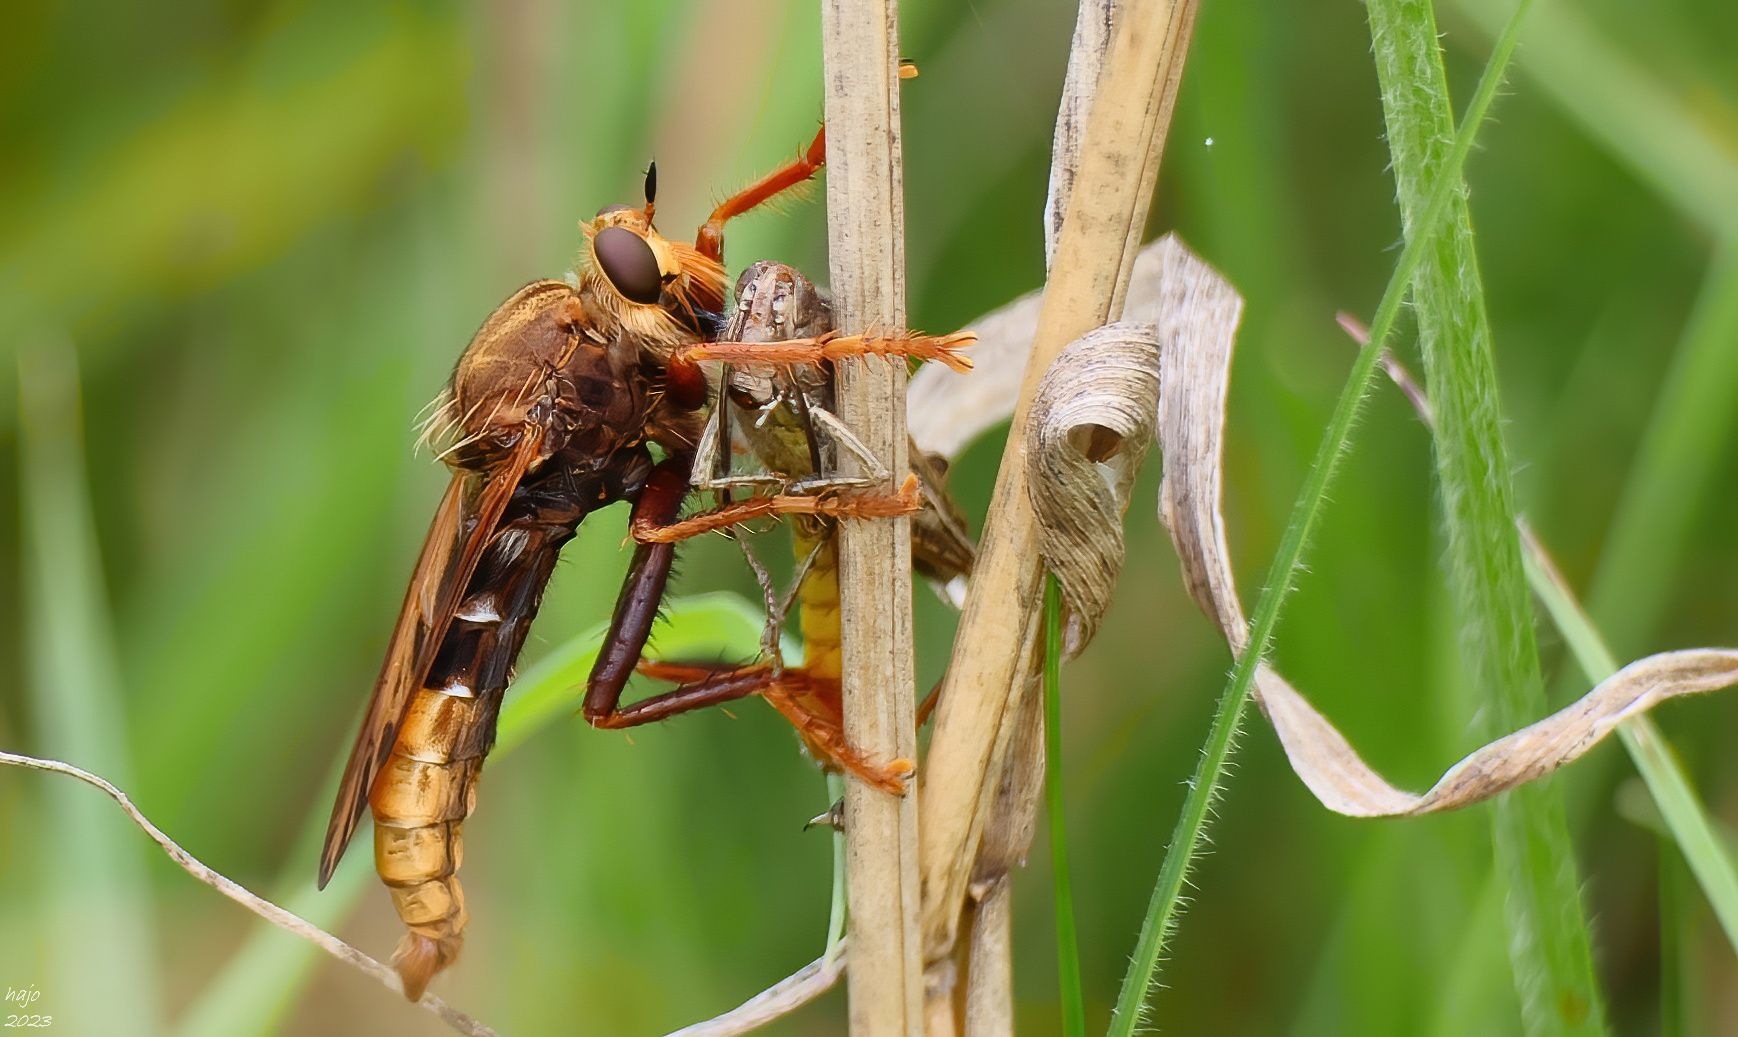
[1658,837,1699,1037]
[17,344,164,1037]
[0,750,497,1037]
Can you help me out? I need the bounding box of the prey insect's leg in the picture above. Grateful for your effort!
[677,329,975,374]
[787,403,891,492]
[787,381,831,482]
[694,126,827,261]
[688,366,786,492]
[687,397,727,487]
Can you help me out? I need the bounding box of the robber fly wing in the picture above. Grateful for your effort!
[318,429,542,887]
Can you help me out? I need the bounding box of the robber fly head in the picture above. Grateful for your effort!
[577,196,726,354]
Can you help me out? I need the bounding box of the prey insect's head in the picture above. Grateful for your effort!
[728,260,831,347]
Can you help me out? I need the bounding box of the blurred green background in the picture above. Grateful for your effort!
[4,0,1737,1034]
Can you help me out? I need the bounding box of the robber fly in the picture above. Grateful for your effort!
[317,128,972,1000]
[615,260,976,781]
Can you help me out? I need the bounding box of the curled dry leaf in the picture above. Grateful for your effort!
[1025,322,1161,655]
[917,233,1738,819]
[909,242,1174,460]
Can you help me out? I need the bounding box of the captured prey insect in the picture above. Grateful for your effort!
[607,259,977,789]
[316,127,974,1000]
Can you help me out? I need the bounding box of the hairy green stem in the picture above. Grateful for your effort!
[1368,0,1605,1030]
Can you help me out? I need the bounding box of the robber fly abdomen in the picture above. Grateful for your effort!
[368,466,600,990]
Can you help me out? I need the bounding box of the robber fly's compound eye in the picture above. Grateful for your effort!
[594,226,663,305]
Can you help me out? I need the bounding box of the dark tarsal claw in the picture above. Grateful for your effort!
[804,797,846,833]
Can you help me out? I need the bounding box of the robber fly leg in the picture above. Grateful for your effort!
[694,126,827,261]
[585,456,691,717]
[616,661,914,794]
[676,329,975,374]
[759,678,915,795]
[631,474,922,545]
[584,472,794,730]
[664,351,709,411]
[585,459,794,729]
[917,676,945,727]
[588,666,777,729]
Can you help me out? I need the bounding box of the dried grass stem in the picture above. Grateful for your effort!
[819,1,923,1032]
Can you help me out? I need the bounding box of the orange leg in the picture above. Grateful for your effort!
[694,126,827,261]
[619,660,912,794]
[916,679,943,728]
[677,329,974,374]
[632,474,920,545]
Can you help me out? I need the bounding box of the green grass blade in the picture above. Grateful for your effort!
[1043,576,1085,1037]
[1367,0,1606,1030]
[173,592,769,1037]
[1103,5,1535,1031]
[17,345,164,1037]
[1426,878,1514,1037]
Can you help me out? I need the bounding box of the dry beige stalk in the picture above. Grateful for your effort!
[946,2,1133,998]
[662,948,846,1037]
[958,680,1045,1036]
[0,750,496,1037]
[819,2,923,1033]
[916,0,1198,994]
